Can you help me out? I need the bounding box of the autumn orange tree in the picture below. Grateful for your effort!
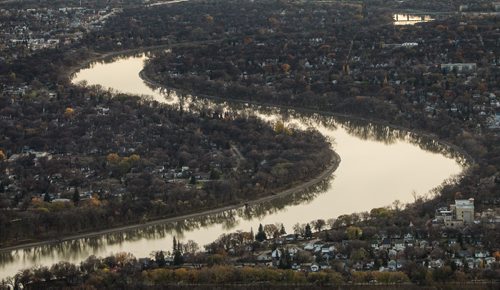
[63,107,75,118]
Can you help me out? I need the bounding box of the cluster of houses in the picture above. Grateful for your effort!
[157,7,499,137]
[459,2,500,13]
[382,42,419,49]
[208,198,499,274]
[393,14,434,26]
[343,17,500,133]
[2,144,221,208]
[255,239,341,272]
[0,6,120,56]
[440,63,478,74]
[248,224,499,274]
[248,221,499,275]
[0,108,229,207]
[2,147,98,204]
[0,81,240,208]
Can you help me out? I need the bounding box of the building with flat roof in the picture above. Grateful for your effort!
[435,198,475,227]
[452,198,475,223]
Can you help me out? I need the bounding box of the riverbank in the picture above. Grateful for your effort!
[0,152,340,254]
[73,41,473,170]
[139,67,474,168]
[64,40,222,82]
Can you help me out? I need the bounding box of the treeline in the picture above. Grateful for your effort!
[0,0,136,9]
[6,247,497,288]
[82,0,361,52]
[3,254,410,289]
[0,83,333,246]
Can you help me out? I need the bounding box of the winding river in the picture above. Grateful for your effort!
[0,52,465,280]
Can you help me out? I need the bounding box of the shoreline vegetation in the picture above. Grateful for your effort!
[67,41,475,169]
[139,66,474,167]
[64,40,221,81]
[0,153,340,254]
[72,41,475,171]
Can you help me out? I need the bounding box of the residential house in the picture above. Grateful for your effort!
[321,244,336,254]
[388,249,398,259]
[453,259,464,268]
[404,233,415,247]
[429,259,444,269]
[283,234,297,242]
[303,242,315,251]
[484,257,496,268]
[271,249,282,259]
[440,63,477,73]
[288,246,301,258]
[392,239,405,251]
[474,251,489,258]
[380,238,392,250]
[310,263,320,272]
[465,257,475,269]
[388,260,398,271]
[256,252,272,262]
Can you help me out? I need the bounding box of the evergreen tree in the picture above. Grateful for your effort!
[209,169,220,180]
[278,248,291,269]
[255,223,267,242]
[305,223,313,238]
[173,249,183,265]
[458,233,464,248]
[323,231,331,241]
[173,236,183,265]
[155,251,166,267]
[72,188,80,205]
[279,224,286,235]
